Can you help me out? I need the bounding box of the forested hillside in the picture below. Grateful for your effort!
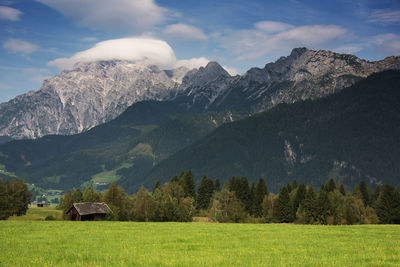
[142,71,400,192]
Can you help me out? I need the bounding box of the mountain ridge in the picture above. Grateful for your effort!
[1,48,399,140]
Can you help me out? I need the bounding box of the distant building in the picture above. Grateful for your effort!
[66,202,111,221]
[37,201,49,207]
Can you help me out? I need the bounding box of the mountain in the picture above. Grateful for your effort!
[174,48,400,114]
[0,49,399,191]
[0,96,238,189]
[0,61,188,139]
[1,48,398,141]
[140,71,400,192]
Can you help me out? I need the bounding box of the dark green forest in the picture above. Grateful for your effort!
[57,172,400,224]
[142,71,400,192]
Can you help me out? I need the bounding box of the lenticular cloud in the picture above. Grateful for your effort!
[48,38,177,70]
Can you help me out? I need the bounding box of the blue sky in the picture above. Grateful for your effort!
[0,0,399,103]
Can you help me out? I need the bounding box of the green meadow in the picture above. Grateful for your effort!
[8,207,63,221]
[1,220,399,266]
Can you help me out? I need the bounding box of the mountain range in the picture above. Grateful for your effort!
[0,48,399,192]
[1,48,399,140]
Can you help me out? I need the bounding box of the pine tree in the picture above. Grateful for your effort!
[339,184,346,196]
[254,178,268,217]
[278,186,293,222]
[326,179,336,192]
[179,171,196,199]
[316,189,331,224]
[197,176,214,210]
[214,179,221,192]
[293,184,306,214]
[302,186,317,223]
[375,184,396,224]
[359,181,369,206]
[374,185,381,202]
[153,181,161,194]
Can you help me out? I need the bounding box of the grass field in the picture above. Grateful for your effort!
[0,220,399,266]
[8,207,63,221]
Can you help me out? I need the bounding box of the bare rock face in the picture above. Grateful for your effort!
[172,49,400,114]
[236,48,400,112]
[0,61,185,139]
[1,48,399,140]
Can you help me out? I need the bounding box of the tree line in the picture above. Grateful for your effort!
[58,171,400,224]
[0,179,32,220]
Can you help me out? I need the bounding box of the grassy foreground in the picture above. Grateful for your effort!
[0,222,399,266]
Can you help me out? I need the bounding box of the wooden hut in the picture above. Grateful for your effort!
[66,202,111,221]
[37,201,49,207]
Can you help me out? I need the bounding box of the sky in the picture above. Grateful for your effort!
[0,0,399,103]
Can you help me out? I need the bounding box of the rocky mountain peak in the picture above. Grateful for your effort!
[289,47,309,58]
[0,60,182,139]
[181,61,230,88]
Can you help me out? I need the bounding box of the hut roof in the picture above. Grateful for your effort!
[67,202,111,216]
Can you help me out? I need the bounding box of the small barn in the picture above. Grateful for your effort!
[37,201,49,207]
[66,202,111,221]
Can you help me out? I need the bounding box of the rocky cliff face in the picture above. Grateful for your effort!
[175,48,400,113]
[1,48,399,139]
[0,61,186,139]
[214,48,400,112]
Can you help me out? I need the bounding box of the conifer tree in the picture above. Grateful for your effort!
[302,186,317,223]
[339,184,346,196]
[359,181,369,206]
[214,179,221,192]
[326,179,336,192]
[197,176,214,210]
[375,184,397,224]
[254,178,268,217]
[293,183,306,214]
[316,189,331,224]
[374,185,381,202]
[153,181,161,194]
[278,186,293,222]
[179,171,196,199]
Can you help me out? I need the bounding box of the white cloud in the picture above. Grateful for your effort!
[254,21,293,33]
[48,38,177,70]
[48,37,214,71]
[36,0,167,33]
[164,24,208,41]
[369,9,400,24]
[370,34,400,55]
[3,38,38,55]
[333,45,363,54]
[175,57,209,69]
[223,66,240,76]
[219,21,349,61]
[0,6,22,21]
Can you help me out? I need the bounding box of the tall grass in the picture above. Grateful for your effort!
[0,221,399,266]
